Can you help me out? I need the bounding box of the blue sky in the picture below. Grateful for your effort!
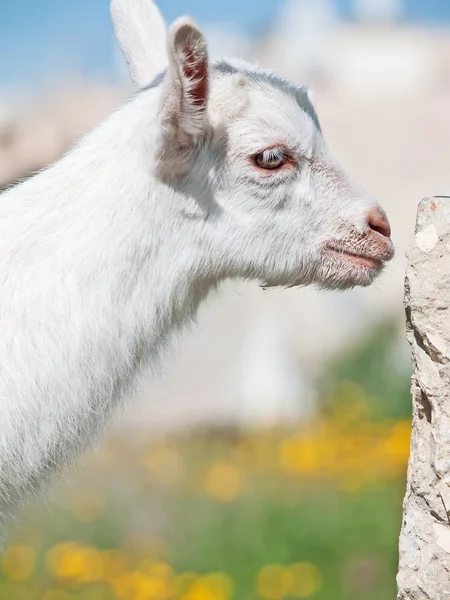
[0,0,449,90]
[0,0,282,89]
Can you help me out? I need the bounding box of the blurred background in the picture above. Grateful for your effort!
[1,0,449,599]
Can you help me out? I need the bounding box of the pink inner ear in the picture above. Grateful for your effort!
[183,45,208,107]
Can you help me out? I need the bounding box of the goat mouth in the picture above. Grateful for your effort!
[324,241,387,270]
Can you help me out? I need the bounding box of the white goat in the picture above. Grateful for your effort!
[0,0,393,544]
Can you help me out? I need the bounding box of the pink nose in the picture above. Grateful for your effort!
[367,207,391,239]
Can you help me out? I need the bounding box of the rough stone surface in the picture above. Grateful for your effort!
[398,197,450,599]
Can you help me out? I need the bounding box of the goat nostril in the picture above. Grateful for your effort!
[367,208,391,239]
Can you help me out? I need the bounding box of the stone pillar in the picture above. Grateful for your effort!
[398,197,450,599]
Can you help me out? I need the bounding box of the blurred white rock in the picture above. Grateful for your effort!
[235,304,314,428]
[331,26,437,97]
[261,0,337,81]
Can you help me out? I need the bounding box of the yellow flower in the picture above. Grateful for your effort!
[279,436,319,475]
[256,564,294,600]
[2,544,36,582]
[138,560,173,579]
[290,562,322,598]
[46,542,103,583]
[183,573,234,600]
[127,569,174,600]
[101,550,129,581]
[204,463,243,502]
[202,573,234,600]
[380,420,411,470]
[132,561,175,598]
[110,573,134,600]
[174,571,198,596]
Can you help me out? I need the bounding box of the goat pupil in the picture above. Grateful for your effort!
[256,149,284,170]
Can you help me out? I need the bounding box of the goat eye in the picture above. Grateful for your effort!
[254,148,286,170]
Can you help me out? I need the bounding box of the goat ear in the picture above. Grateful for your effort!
[161,18,209,147]
[111,0,168,87]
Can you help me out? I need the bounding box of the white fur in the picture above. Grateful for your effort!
[0,0,393,543]
[111,0,167,86]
